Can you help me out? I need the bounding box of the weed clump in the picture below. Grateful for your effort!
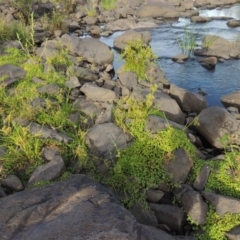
[121,39,157,81]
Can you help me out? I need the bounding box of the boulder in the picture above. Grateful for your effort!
[194,106,240,148]
[195,35,240,59]
[105,19,137,31]
[199,56,217,70]
[164,148,193,184]
[0,64,26,87]
[149,203,186,233]
[146,189,164,203]
[114,30,151,50]
[202,191,240,216]
[193,164,211,191]
[191,16,212,23]
[85,122,132,160]
[170,84,207,114]
[221,90,240,112]
[181,190,208,225]
[80,83,117,101]
[131,89,185,124]
[0,174,159,240]
[227,19,240,28]
[0,175,24,192]
[118,71,138,90]
[60,34,114,65]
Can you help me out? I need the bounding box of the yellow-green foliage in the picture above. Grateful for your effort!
[196,207,240,240]
[108,86,196,207]
[100,0,117,10]
[0,48,89,181]
[121,40,158,81]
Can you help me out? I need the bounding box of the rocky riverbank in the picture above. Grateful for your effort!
[0,0,240,239]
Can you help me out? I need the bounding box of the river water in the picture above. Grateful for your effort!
[100,4,240,107]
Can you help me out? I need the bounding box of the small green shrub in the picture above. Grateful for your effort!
[121,39,158,81]
[100,0,117,10]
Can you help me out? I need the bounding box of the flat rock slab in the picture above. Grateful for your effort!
[0,174,148,240]
[221,90,240,112]
[202,191,240,216]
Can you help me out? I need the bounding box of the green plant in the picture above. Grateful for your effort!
[100,0,117,10]
[177,24,198,54]
[195,207,240,240]
[17,13,36,56]
[121,39,158,81]
[202,35,218,49]
[107,86,196,207]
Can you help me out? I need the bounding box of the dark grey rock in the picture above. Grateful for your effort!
[193,164,211,191]
[0,187,6,198]
[129,202,158,227]
[0,64,26,87]
[66,66,98,82]
[38,83,60,95]
[149,203,186,233]
[199,56,217,70]
[42,147,61,162]
[95,104,113,124]
[164,148,193,185]
[202,192,240,216]
[195,106,240,149]
[173,184,194,202]
[27,154,65,187]
[85,122,132,159]
[80,83,117,101]
[0,175,24,191]
[146,189,164,203]
[65,76,81,89]
[181,191,208,225]
[145,115,185,134]
[0,174,155,240]
[225,225,240,240]
[170,84,207,114]
[60,34,113,65]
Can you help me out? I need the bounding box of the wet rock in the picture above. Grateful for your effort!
[85,122,132,159]
[193,164,211,191]
[0,64,26,87]
[146,189,164,203]
[170,84,207,114]
[0,175,24,192]
[149,203,185,233]
[226,225,240,240]
[227,19,240,28]
[172,54,188,63]
[199,56,217,70]
[0,174,153,240]
[80,83,117,101]
[191,16,212,22]
[129,202,158,227]
[164,148,193,184]
[114,30,151,50]
[60,34,113,65]
[221,90,240,112]
[181,190,208,225]
[194,106,240,148]
[202,192,240,216]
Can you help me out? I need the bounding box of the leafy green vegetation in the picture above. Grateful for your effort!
[121,39,158,81]
[195,207,240,240]
[107,85,196,207]
[100,0,117,10]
